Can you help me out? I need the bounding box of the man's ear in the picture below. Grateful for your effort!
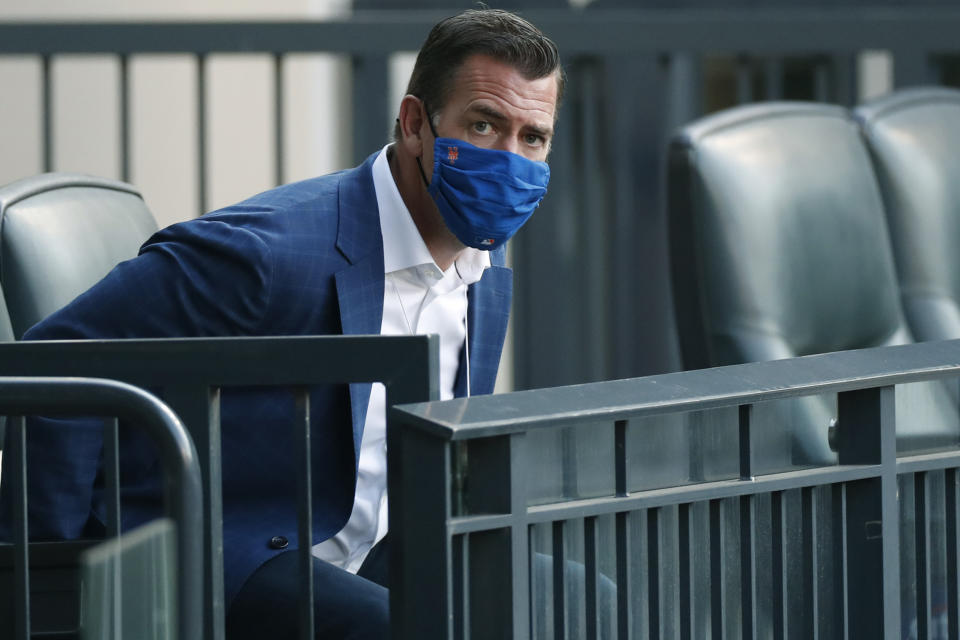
[397,95,426,157]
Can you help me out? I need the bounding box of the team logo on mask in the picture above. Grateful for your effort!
[447,146,459,163]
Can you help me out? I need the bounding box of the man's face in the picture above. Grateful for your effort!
[423,53,558,175]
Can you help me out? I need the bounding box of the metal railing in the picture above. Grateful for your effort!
[390,338,960,639]
[0,377,202,640]
[4,10,960,385]
[0,335,438,640]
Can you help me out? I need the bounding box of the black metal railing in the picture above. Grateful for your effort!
[0,376,202,640]
[0,335,438,640]
[390,338,960,639]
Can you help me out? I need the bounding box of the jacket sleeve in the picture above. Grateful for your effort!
[0,213,275,540]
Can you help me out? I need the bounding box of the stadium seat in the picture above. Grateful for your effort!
[854,86,960,343]
[667,102,954,466]
[0,173,158,339]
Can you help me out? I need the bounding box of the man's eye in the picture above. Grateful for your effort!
[524,134,545,147]
[473,121,491,134]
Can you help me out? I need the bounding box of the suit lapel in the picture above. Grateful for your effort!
[334,152,384,451]
[454,260,513,398]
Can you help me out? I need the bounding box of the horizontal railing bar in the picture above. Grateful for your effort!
[0,335,433,388]
[448,514,516,535]
[394,340,960,440]
[445,463,883,532]
[896,450,960,474]
[2,9,960,55]
[523,465,880,523]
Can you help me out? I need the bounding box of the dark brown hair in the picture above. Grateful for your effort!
[394,8,563,141]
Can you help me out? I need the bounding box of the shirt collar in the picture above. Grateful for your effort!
[372,145,490,286]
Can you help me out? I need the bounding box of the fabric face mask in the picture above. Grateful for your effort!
[417,121,550,251]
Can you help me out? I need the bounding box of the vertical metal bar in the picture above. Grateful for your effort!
[739,405,753,481]
[679,503,692,640]
[561,428,579,499]
[615,512,632,640]
[386,336,443,639]
[10,416,30,640]
[615,420,627,497]
[104,416,122,538]
[814,58,831,102]
[915,472,931,640]
[605,58,641,380]
[387,427,451,639]
[196,53,208,216]
[453,534,468,640]
[165,385,220,640]
[663,52,703,134]
[741,495,756,640]
[764,58,784,100]
[294,388,314,640]
[273,52,284,187]
[42,55,53,172]
[350,54,389,166]
[577,62,608,382]
[649,508,661,639]
[772,491,786,640]
[529,528,538,640]
[892,50,933,88]
[832,483,848,640]
[552,520,566,640]
[736,55,753,104]
[585,517,599,640]
[832,54,856,106]
[119,54,131,183]
[710,499,723,639]
[837,386,898,640]
[509,433,530,640]
[802,487,817,639]
[947,468,960,640]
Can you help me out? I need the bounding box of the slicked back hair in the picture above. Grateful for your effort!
[393,8,563,141]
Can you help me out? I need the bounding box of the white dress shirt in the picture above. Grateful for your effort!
[312,145,489,573]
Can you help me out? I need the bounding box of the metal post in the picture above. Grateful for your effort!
[294,388,314,640]
[350,54,389,166]
[273,52,284,187]
[196,53,207,217]
[119,54,131,182]
[10,416,30,640]
[165,385,220,640]
[837,385,899,640]
[42,55,53,173]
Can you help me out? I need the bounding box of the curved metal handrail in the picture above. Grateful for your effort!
[0,376,202,640]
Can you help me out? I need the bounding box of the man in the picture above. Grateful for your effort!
[0,8,562,639]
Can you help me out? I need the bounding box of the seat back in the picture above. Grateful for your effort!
[0,173,158,339]
[855,86,960,343]
[667,102,917,464]
[0,294,13,343]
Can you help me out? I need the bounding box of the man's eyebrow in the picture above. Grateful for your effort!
[468,104,554,138]
[525,123,554,139]
[468,104,508,123]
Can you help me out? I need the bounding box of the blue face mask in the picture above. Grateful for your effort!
[416,115,550,250]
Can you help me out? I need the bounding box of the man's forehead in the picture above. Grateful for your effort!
[448,55,559,121]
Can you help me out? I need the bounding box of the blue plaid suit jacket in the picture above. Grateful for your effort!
[0,152,513,604]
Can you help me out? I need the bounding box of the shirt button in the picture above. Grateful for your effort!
[268,535,289,550]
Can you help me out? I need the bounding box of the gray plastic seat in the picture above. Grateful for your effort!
[855,87,960,343]
[0,293,13,343]
[668,102,954,465]
[0,173,158,339]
